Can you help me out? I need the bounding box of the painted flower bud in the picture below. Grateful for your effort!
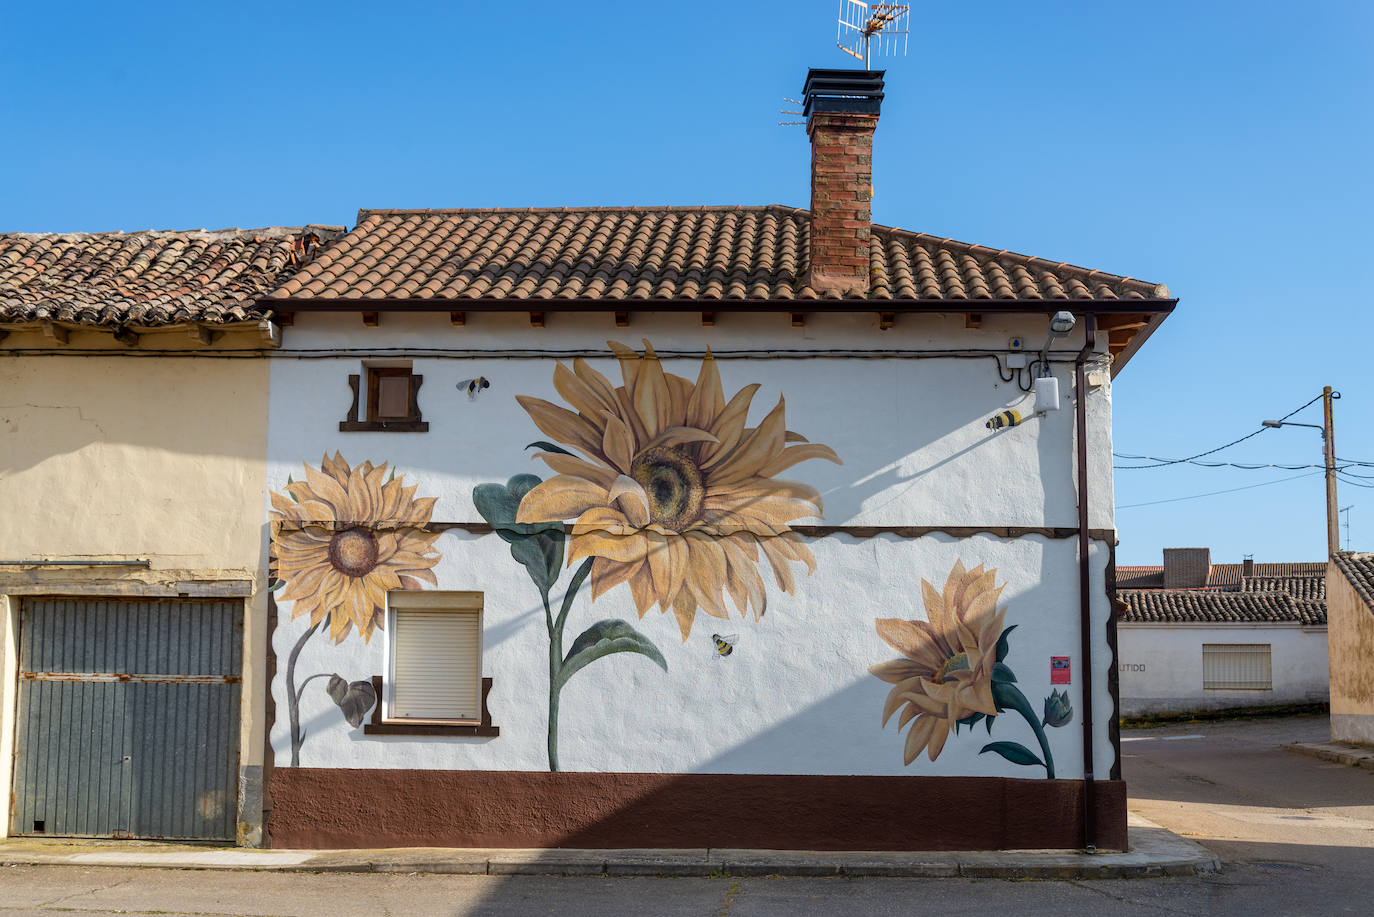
[1043,689,1073,728]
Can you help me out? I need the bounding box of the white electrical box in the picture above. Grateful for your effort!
[1007,353,1029,369]
[1034,376,1060,412]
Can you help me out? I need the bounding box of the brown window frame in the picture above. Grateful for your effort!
[340,367,429,433]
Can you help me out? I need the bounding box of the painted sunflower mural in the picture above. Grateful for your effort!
[475,340,840,770]
[515,339,841,641]
[270,452,442,765]
[871,560,1073,777]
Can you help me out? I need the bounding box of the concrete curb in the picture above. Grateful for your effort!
[0,814,1219,880]
[1287,742,1374,772]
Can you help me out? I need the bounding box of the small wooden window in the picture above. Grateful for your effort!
[340,366,428,432]
[1202,644,1272,690]
[387,591,484,723]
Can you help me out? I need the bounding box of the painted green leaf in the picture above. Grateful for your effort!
[525,440,576,457]
[473,475,565,597]
[992,662,1017,684]
[979,741,1045,768]
[557,619,668,689]
[957,712,985,729]
[986,714,995,735]
[994,624,1017,664]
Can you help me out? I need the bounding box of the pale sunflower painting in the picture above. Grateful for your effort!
[871,560,1073,778]
[474,339,840,771]
[270,452,442,765]
[515,339,842,641]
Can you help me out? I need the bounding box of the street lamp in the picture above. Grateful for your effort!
[1262,386,1341,556]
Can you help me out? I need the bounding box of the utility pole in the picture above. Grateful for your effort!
[1324,385,1339,556]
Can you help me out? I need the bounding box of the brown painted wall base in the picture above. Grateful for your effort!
[267,769,1127,852]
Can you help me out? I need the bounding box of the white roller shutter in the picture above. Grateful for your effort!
[1202,643,1272,691]
[389,592,483,722]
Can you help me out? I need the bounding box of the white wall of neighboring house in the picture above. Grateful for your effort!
[1116,623,1329,716]
[265,311,1121,780]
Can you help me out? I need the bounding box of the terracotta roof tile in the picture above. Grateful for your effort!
[267,206,1171,304]
[1119,590,1326,626]
[1332,552,1374,613]
[1240,575,1326,601]
[1116,562,1328,591]
[0,226,344,329]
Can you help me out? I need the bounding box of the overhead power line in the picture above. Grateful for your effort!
[1115,472,1330,508]
[1113,392,1356,470]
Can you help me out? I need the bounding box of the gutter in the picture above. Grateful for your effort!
[257,296,1177,317]
[1075,314,1098,852]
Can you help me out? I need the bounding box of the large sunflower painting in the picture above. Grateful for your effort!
[474,340,840,771]
[515,339,841,641]
[270,453,442,765]
[870,560,1073,777]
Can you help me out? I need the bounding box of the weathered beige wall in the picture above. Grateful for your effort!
[0,354,267,566]
[0,350,270,842]
[1328,561,1374,745]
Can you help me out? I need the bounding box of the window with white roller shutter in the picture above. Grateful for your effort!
[386,591,483,723]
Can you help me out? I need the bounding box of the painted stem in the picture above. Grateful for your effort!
[286,621,321,767]
[1002,683,1056,779]
[542,557,595,773]
[543,591,560,772]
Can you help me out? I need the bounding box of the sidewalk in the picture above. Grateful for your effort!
[1288,741,1374,772]
[0,813,1217,880]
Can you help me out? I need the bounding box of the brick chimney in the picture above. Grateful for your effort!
[1163,547,1212,588]
[803,69,884,297]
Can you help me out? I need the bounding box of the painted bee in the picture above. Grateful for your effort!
[986,409,1023,431]
[711,633,740,658]
[457,376,491,401]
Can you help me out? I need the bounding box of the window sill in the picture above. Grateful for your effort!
[363,722,499,737]
[365,675,498,737]
[339,420,430,433]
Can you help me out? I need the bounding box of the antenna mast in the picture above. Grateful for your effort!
[836,1,909,68]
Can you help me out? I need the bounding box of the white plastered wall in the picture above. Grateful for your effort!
[266,310,1118,780]
[1116,623,1330,716]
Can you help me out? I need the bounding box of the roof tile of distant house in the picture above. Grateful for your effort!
[1119,590,1327,626]
[1240,575,1326,601]
[1332,552,1374,613]
[266,206,1173,304]
[1116,562,1327,590]
[0,226,343,329]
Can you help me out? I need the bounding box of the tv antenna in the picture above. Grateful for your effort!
[1340,504,1353,549]
[836,1,909,68]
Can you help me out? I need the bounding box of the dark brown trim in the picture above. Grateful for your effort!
[263,592,281,828]
[1105,539,1122,781]
[259,296,1177,316]
[277,521,1120,542]
[266,770,1127,852]
[364,675,499,737]
[344,374,360,423]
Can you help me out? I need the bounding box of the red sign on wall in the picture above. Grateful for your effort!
[1051,656,1071,684]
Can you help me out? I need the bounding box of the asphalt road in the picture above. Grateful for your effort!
[3,715,1371,916]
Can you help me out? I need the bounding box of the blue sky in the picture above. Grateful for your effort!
[4,1,1371,563]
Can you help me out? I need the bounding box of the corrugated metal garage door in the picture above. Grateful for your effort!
[9,598,242,840]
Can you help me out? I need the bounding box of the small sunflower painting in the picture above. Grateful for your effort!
[475,339,840,771]
[270,452,442,765]
[870,560,1073,778]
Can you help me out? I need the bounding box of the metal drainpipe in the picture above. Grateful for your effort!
[1075,313,1098,853]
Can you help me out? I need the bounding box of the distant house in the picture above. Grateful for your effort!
[1327,552,1374,744]
[1116,548,1328,715]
